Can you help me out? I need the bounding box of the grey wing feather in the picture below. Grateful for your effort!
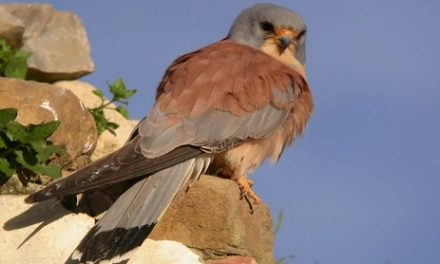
[68,156,211,263]
[25,136,203,203]
[140,101,292,157]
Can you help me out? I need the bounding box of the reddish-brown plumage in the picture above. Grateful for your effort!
[156,40,308,116]
[153,39,313,180]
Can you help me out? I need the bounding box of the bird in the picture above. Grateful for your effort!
[25,3,313,263]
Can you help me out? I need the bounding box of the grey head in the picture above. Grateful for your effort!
[228,3,307,65]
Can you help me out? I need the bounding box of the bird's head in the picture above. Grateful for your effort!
[228,3,307,77]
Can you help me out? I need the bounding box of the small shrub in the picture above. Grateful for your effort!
[0,108,65,186]
[89,78,137,136]
[0,37,31,79]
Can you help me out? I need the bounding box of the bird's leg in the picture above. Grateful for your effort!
[218,167,261,212]
[236,176,261,204]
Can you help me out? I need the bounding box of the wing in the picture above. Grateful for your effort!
[139,40,307,158]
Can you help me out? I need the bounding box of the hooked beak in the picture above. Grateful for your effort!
[278,37,292,51]
[274,28,294,52]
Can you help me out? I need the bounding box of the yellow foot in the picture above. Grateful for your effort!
[218,168,261,213]
[236,177,261,205]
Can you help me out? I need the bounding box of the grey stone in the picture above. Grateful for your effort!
[0,4,94,82]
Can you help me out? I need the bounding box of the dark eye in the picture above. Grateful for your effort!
[297,30,306,39]
[260,21,274,32]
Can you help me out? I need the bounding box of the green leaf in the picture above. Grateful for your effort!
[0,157,15,177]
[91,109,107,135]
[109,78,125,100]
[13,50,32,61]
[31,141,65,163]
[109,78,136,100]
[88,79,136,137]
[274,209,284,236]
[15,150,61,178]
[0,38,12,58]
[4,61,27,79]
[4,51,31,79]
[27,121,60,141]
[275,255,295,264]
[6,121,29,143]
[14,150,28,169]
[106,122,119,135]
[0,37,31,79]
[0,108,17,126]
[0,135,5,148]
[116,106,129,118]
[21,146,38,166]
[92,90,104,99]
[0,106,64,186]
[0,130,12,150]
[32,164,62,179]
[90,108,120,135]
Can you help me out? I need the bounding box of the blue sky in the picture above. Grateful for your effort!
[5,1,440,263]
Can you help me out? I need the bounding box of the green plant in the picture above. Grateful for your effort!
[0,37,31,79]
[274,208,285,236]
[0,108,65,186]
[275,209,295,264]
[89,78,137,135]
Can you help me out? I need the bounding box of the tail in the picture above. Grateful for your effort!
[25,139,203,203]
[67,156,211,264]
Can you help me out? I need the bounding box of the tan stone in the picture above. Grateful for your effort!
[130,240,203,264]
[0,4,94,82]
[0,6,25,48]
[0,175,42,195]
[54,80,138,161]
[0,77,97,169]
[0,195,94,264]
[206,256,258,264]
[0,195,203,264]
[151,175,275,264]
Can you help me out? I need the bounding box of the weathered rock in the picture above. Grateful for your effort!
[206,256,258,264]
[54,80,138,161]
[0,77,97,170]
[0,175,43,195]
[151,175,275,264]
[130,240,203,264]
[0,4,94,82]
[0,195,95,264]
[0,195,203,264]
[0,175,275,263]
[0,6,25,48]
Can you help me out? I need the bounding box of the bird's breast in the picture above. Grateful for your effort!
[260,39,306,79]
[209,87,313,178]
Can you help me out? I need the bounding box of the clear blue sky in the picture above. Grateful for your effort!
[6,1,440,263]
